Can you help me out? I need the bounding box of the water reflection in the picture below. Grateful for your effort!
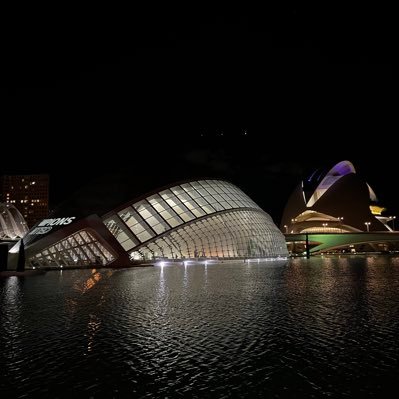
[86,314,101,354]
[1,258,399,397]
[73,268,102,294]
[63,268,115,355]
[157,263,166,302]
[0,276,26,395]
[0,277,23,360]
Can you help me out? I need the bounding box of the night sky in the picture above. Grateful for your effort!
[2,6,398,224]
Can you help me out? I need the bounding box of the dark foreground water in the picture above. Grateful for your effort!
[1,256,399,398]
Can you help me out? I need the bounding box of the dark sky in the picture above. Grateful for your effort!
[2,6,398,224]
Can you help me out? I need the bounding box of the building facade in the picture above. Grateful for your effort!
[1,174,49,228]
[0,202,29,240]
[281,160,394,234]
[280,160,399,254]
[12,179,288,269]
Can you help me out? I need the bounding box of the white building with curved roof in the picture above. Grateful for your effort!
[281,160,394,234]
[14,178,288,268]
[0,202,29,240]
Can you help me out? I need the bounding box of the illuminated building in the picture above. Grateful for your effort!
[0,202,29,239]
[11,178,287,268]
[0,174,49,228]
[281,160,395,234]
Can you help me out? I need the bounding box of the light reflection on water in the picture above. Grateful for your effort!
[1,257,399,397]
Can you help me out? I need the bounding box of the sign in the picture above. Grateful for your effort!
[30,217,76,235]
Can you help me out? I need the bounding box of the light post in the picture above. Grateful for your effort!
[284,225,288,233]
[338,217,344,233]
[364,222,371,232]
[291,218,297,233]
[392,216,396,231]
[322,223,328,231]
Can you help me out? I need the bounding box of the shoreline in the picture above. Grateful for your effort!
[0,269,47,278]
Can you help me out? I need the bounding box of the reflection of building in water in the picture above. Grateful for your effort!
[86,314,101,354]
[11,178,287,269]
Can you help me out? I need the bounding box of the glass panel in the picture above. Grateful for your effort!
[164,196,180,208]
[170,186,185,196]
[80,231,91,243]
[147,194,170,213]
[130,222,147,235]
[165,217,182,228]
[136,230,155,243]
[199,181,217,194]
[118,208,142,228]
[185,187,201,199]
[188,208,203,218]
[28,229,116,268]
[159,208,180,221]
[133,200,157,220]
[212,202,225,212]
[179,212,195,222]
[172,203,190,216]
[175,191,193,204]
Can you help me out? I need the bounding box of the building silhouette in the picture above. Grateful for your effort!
[0,174,49,228]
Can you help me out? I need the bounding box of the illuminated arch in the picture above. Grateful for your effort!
[307,160,356,207]
[0,203,29,239]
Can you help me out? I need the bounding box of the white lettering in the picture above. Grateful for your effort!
[55,218,69,225]
[50,218,61,226]
[30,227,52,235]
[29,217,76,236]
[38,219,51,226]
[37,217,76,227]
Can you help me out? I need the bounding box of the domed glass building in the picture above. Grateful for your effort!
[13,178,287,268]
[0,202,29,239]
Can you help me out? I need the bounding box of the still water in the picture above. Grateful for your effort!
[1,256,399,398]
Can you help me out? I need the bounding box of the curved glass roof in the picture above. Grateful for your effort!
[103,179,287,259]
[25,179,288,268]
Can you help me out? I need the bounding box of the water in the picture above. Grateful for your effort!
[1,256,399,398]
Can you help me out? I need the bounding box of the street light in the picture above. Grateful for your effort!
[322,223,328,231]
[291,218,297,233]
[364,222,371,232]
[284,225,288,233]
[338,217,344,233]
